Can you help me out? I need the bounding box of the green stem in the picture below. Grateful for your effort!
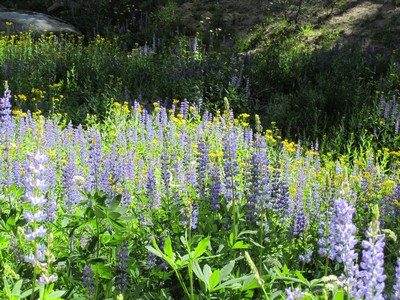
[259,219,264,277]
[186,229,194,300]
[94,218,101,299]
[29,264,38,300]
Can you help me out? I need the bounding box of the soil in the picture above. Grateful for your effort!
[177,0,400,49]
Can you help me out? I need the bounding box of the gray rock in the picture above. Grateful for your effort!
[0,9,81,35]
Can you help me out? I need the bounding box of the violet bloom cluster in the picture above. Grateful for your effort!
[285,287,303,300]
[325,198,359,297]
[0,87,12,123]
[222,128,239,208]
[246,135,270,223]
[22,151,57,285]
[393,259,400,299]
[357,220,386,300]
[82,264,94,298]
[116,245,129,292]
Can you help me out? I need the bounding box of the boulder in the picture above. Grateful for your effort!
[0,8,81,36]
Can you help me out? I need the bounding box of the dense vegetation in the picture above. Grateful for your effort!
[1,0,400,299]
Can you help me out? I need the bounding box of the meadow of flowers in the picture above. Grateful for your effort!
[1,76,400,300]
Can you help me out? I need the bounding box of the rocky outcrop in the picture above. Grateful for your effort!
[0,8,81,35]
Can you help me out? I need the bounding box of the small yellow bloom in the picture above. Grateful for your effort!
[47,151,56,158]
[382,180,396,188]
[17,94,27,101]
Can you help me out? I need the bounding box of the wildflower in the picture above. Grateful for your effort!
[208,163,222,210]
[222,127,239,208]
[0,85,12,123]
[357,214,386,299]
[196,140,210,198]
[22,151,57,285]
[116,245,129,291]
[393,259,400,299]
[86,130,102,191]
[270,171,290,218]
[285,287,303,300]
[62,152,82,207]
[326,198,359,297]
[246,135,270,223]
[146,165,160,210]
[82,265,95,296]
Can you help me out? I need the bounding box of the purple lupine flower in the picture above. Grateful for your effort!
[180,98,190,118]
[271,170,290,219]
[246,135,270,223]
[161,145,171,192]
[326,198,359,297]
[292,198,306,236]
[317,220,329,257]
[208,163,222,210]
[393,259,400,299]
[146,165,160,210]
[0,87,12,123]
[62,152,82,207]
[22,151,57,284]
[285,287,303,300]
[222,127,239,208]
[12,160,22,187]
[45,161,57,222]
[299,249,312,264]
[82,264,95,296]
[116,245,129,291]
[191,204,199,230]
[196,140,210,198]
[86,130,102,191]
[100,144,122,198]
[37,274,58,286]
[357,220,386,300]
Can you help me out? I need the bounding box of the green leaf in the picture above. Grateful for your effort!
[107,211,121,220]
[192,261,205,283]
[382,229,397,242]
[145,245,164,259]
[108,194,122,210]
[203,264,212,289]
[270,290,284,300]
[3,278,11,296]
[149,237,176,269]
[241,277,259,291]
[93,263,114,279]
[219,275,254,289]
[238,230,258,237]
[249,238,265,249]
[11,279,23,295]
[232,240,250,249]
[93,205,107,219]
[88,256,108,263]
[219,260,235,282]
[275,276,307,285]
[333,289,345,300]
[163,236,174,261]
[45,290,66,299]
[21,286,39,298]
[229,233,234,246]
[295,270,309,286]
[209,269,220,291]
[193,236,210,259]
